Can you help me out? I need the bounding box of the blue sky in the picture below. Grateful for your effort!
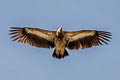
[0,0,120,80]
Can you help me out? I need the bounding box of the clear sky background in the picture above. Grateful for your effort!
[0,0,120,80]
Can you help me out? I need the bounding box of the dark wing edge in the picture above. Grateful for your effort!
[9,27,55,48]
[67,31,112,50]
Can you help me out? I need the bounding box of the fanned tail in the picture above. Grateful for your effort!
[52,49,69,59]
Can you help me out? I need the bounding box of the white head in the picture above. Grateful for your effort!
[56,27,63,36]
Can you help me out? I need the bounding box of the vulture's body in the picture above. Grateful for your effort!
[10,27,112,59]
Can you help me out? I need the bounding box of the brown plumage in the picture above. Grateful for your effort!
[9,27,112,59]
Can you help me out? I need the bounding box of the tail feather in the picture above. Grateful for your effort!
[52,49,69,59]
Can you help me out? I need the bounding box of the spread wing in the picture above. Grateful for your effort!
[64,30,112,49]
[9,27,56,48]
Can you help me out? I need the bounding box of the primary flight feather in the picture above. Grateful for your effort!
[9,27,112,59]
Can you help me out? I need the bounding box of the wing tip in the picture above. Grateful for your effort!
[10,27,23,29]
[97,31,112,45]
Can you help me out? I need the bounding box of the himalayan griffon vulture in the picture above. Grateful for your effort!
[9,27,112,59]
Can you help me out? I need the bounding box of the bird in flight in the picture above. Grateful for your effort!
[9,27,112,59]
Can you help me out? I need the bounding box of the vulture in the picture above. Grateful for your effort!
[9,27,112,59]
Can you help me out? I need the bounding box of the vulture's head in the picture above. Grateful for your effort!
[56,27,63,37]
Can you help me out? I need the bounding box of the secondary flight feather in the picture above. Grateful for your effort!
[9,27,112,59]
